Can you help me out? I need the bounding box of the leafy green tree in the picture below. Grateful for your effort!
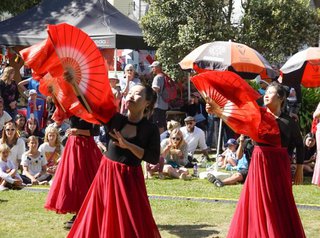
[141,0,237,77]
[237,0,320,64]
[0,0,40,15]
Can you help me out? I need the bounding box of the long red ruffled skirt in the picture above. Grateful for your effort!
[227,146,305,238]
[67,157,161,238]
[45,136,102,214]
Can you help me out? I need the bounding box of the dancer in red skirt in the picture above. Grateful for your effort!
[45,115,102,229]
[206,81,305,238]
[68,84,161,238]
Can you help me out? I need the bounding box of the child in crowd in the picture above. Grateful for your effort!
[38,126,64,176]
[0,143,24,190]
[20,136,51,185]
[217,138,239,170]
[27,89,45,127]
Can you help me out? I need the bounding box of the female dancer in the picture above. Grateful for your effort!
[68,84,161,238]
[206,81,305,237]
[44,115,102,229]
[312,102,320,186]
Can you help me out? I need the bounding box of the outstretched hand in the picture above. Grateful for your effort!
[109,129,129,149]
[205,99,221,116]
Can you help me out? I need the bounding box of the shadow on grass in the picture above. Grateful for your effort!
[0,199,8,203]
[158,224,220,238]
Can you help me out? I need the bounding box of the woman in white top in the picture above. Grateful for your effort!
[1,121,25,170]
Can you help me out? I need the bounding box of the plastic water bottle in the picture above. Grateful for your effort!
[193,163,198,177]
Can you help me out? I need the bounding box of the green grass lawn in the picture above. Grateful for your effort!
[0,177,319,238]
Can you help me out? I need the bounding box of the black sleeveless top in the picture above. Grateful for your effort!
[105,113,160,166]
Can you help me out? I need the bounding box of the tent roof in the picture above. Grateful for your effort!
[0,0,151,49]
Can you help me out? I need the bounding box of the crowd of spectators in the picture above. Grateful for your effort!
[0,61,318,191]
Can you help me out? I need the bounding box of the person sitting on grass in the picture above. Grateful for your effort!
[208,135,254,187]
[216,138,239,170]
[20,136,52,185]
[145,120,182,179]
[162,128,191,180]
[0,143,24,190]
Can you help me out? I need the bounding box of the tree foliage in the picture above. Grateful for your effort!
[141,0,320,76]
[141,0,237,78]
[0,0,41,15]
[238,0,320,64]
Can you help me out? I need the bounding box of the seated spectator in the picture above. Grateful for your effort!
[94,126,108,153]
[51,119,71,146]
[0,143,24,190]
[1,121,25,171]
[208,135,254,187]
[180,116,210,167]
[302,133,316,176]
[217,138,239,170]
[20,136,52,185]
[162,129,190,179]
[160,120,181,142]
[0,96,12,136]
[145,120,181,179]
[14,113,27,137]
[38,126,64,176]
[23,117,44,143]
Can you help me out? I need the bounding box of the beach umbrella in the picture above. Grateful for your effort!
[179,41,277,80]
[279,47,320,88]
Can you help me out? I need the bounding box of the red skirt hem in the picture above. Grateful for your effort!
[68,157,161,238]
[227,146,305,238]
[45,136,102,214]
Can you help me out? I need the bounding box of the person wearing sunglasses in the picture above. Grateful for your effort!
[1,121,25,171]
[161,128,190,179]
[119,64,141,115]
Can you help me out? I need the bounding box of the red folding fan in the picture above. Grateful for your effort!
[20,23,117,124]
[191,71,281,146]
[39,74,100,124]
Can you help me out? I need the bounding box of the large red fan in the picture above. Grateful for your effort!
[39,74,100,124]
[191,71,281,146]
[20,23,117,124]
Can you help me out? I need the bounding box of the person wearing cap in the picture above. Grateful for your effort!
[150,61,168,134]
[27,89,45,128]
[0,96,12,134]
[119,64,141,115]
[216,138,240,170]
[180,116,209,166]
[208,135,251,187]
